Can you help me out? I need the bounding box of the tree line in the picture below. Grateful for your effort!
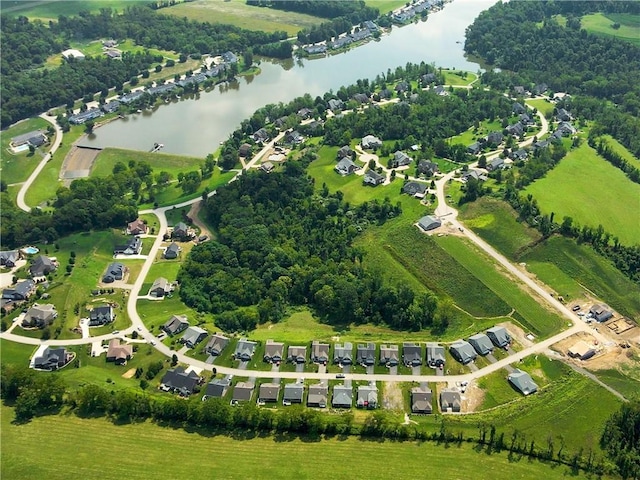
[247,0,377,20]
[590,136,640,184]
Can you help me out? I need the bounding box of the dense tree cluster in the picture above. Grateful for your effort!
[247,0,377,20]
[178,165,444,332]
[0,364,65,421]
[600,400,640,479]
[590,137,640,184]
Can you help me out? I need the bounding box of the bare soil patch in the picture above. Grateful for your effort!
[121,368,136,379]
[496,320,534,348]
[462,382,485,413]
[61,145,101,181]
[382,381,404,411]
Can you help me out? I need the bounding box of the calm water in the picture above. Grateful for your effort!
[83,0,497,157]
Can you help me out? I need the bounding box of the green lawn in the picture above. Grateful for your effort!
[0,404,593,480]
[525,98,554,119]
[591,365,640,401]
[160,0,323,35]
[1,117,51,187]
[0,0,144,20]
[0,339,36,367]
[599,134,640,166]
[137,295,214,336]
[441,69,477,87]
[581,12,640,47]
[449,119,505,147]
[525,142,640,246]
[365,0,407,15]
[91,148,203,178]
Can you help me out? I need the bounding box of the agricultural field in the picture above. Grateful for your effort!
[0,0,143,21]
[524,142,640,246]
[91,148,203,178]
[0,404,590,480]
[580,12,640,47]
[0,117,52,188]
[159,0,323,35]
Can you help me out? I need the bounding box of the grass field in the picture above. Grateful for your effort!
[160,0,323,35]
[1,117,51,187]
[599,134,640,166]
[524,142,640,246]
[91,148,203,178]
[591,364,640,401]
[525,98,554,119]
[580,12,640,47]
[449,119,505,147]
[365,0,407,15]
[0,404,592,480]
[441,69,477,87]
[0,0,143,20]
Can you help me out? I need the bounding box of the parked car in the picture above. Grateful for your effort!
[572,305,581,311]
[336,374,345,379]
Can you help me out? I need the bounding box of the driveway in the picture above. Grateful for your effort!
[0,260,27,289]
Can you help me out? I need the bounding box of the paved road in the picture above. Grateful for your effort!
[16,114,63,212]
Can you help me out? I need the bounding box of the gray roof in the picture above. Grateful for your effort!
[234,338,257,361]
[165,242,180,258]
[380,344,399,365]
[204,378,230,398]
[180,326,208,347]
[150,277,170,295]
[403,342,422,366]
[4,279,35,300]
[440,389,461,412]
[335,158,359,175]
[333,342,353,364]
[287,345,306,363]
[258,382,281,402]
[468,333,494,356]
[161,366,199,395]
[486,326,510,347]
[411,386,432,413]
[417,215,441,232]
[508,369,538,395]
[308,383,328,407]
[11,130,46,146]
[356,343,376,365]
[0,250,20,266]
[403,181,428,196]
[232,381,255,402]
[103,262,125,282]
[426,343,445,367]
[30,255,55,277]
[311,341,329,363]
[363,169,385,185]
[356,384,378,408]
[361,135,382,149]
[589,304,613,322]
[450,339,477,364]
[88,305,114,325]
[34,346,69,370]
[392,150,412,166]
[283,382,304,403]
[264,339,284,361]
[332,384,353,408]
[163,314,189,335]
[205,333,229,356]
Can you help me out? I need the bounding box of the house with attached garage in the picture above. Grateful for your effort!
[426,343,445,368]
[285,130,304,145]
[328,98,345,112]
[88,305,115,326]
[238,143,252,157]
[0,250,22,268]
[335,158,359,176]
[33,346,72,371]
[403,342,423,367]
[486,326,511,348]
[164,242,180,259]
[106,339,133,365]
[461,170,487,183]
[556,108,573,122]
[357,384,378,409]
[402,181,428,198]
[332,384,353,408]
[162,314,189,336]
[510,149,528,162]
[258,383,281,403]
[2,279,36,303]
[356,343,376,366]
[508,369,538,395]
[10,130,48,150]
[417,159,438,176]
[389,150,412,168]
[232,381,255,404]
[234,338,257,362]
[590,304,613,323]
[417,215,442,232]
[114,237,142,256]
[333,342,353,365]
[506,122,524,137]
[263,340,284,363]
[311,341,330,364]
[252,128,270,143]
[395,81,409,93]
[287,345,307,364]
[450,339,477,364]
[352,93,370,104]
[149,277,172,297]
[297,107,314,119]
[380,344,399,366]
[307,383,328,408]
[283,382,304,405]
[203,377,230,400]
[486,131,504,146]
[126,218,147,235]
[467,142,481,155]
[22,304,58,328]
[439,389,461,412]
[337,145,355,159]
[411,386,433,413]
[172,222,194,241]
[29,255,57,278]
[160,366,201,396]
[363,169,385,186]
[487,157,505,172]
[204,333,229,357]
[180,326,208,348]
[568,341,596,361]
[512,102,527,114]
[361,135,382,149]
[468,333,494,356]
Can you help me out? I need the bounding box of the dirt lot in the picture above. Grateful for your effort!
[61,146,102,180]
[461,382,485,413]
[551,331,638,371]
[382,381,405,411]
[121,368,136,379]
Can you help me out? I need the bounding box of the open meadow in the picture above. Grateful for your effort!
[0,0,144,21]
[524,142,640,246]
[91,148,203,178]
[580,12,640,47]
[0,404,593,480]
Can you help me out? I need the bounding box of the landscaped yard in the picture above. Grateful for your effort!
[525,98,554,119]
[524,142,640,246]
[0,117,51,187]
[0,404,592,480]
[91,148,203,178]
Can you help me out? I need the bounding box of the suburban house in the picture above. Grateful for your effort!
[359,167,385,187]
[307,383,328,408]
[519,113,533,125]
[162,314,190,336]
[512,102,527,114]
[510,149,528,162]
[160,366,201,396]
[403,342,423,367]
[380,344,399,366]
[450,339,477,365]
[106,339,133,365]
[287,345,307,364]
[395,81,409,93]
[2,279,36,302]
[9,130,48,150]
[439,389,462,412]
[352,93,370,104]
[356,384,378,409]
[285,131,304,144]
[164,242,180,260]
[378,88,392,100]
[204,333,229,357]
[506,122,524,137]
[568,341,596,361]
[33,346,72,371]
[433,85,447,96]
[234,338,257,362]
[258,383,281,403]
[356,342,376,366]
[513,85,526,95]
[29,255,57,278]
[203,377,231,400]
[252,128,270,143]
[221,51,238,63]
[180,326,208,348]
[238,143,252,157]
[533,83,548,95]
[102,99,120,114]
[335,158,359,176]
[332,384,353,408]
[62,48,85,60]
[417,159,438,176]
[333,342,353,365]
[311,341,330,364]
[88,305,115,326]
[426,343,445,368]
[508,369,538,395]
[486,326,511,348]
[421,73,436,85]
[297,107,314,119]
[0,250,22,268]
[557,121,577,136]
[337,145,355,159]
[149,277,172,297]
[328,98,344,112]
[533,139,551,150]
[468,333,494,356]
[68,107,103,125]
[389,151,412,168]
[556,108,573,121]
[461,170,487,183]
[114,237,142,256]
[172,222,194,241]
[102,262,127,283]
[263,339,284,363]
[402,181,428,198]
[487,158,505,172]
[486,131,504,145]
[232,381,255,404]
[590,304,613,322]
[411,386,433,414]
[118,90,144,104]
[283,382,304,405]
[126,218,147,235]
[417,215,442,232]
[467,142,481,155]
[22,304,58,328]
[303,43,327,55]
[361,135,382,149]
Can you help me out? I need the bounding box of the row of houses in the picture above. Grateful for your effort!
[392,0,440,23]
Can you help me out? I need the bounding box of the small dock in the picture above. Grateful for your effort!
[149,143,164,153]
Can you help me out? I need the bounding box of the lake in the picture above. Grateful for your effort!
[83,0,497,157]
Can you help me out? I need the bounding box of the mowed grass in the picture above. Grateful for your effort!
[525,98,554,119]
[525,142,640,246]
[0,0,144,21]
[441,69,477,86]
[435,236,565,337]
[600,134,640,166]
[0,404,586,480]
[0,339,36,367]
[365,0,407,15]
[1,117,51,186]
[91,148,203,178]
[581,12,640,47]
[160,0,323,35]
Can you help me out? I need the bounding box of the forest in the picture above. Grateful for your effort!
[0,8,288,127]
[246,0,377,20]
[178,163,445,333]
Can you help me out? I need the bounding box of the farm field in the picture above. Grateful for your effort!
[91,148,203,178]
[580,12,640,47]
[0,0,143,20]
[0,117,51,187]
[160,0,323,35]
[524,142,640,246]
[0,404,588,480]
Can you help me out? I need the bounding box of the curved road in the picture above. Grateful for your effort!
[2,94,613,389]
